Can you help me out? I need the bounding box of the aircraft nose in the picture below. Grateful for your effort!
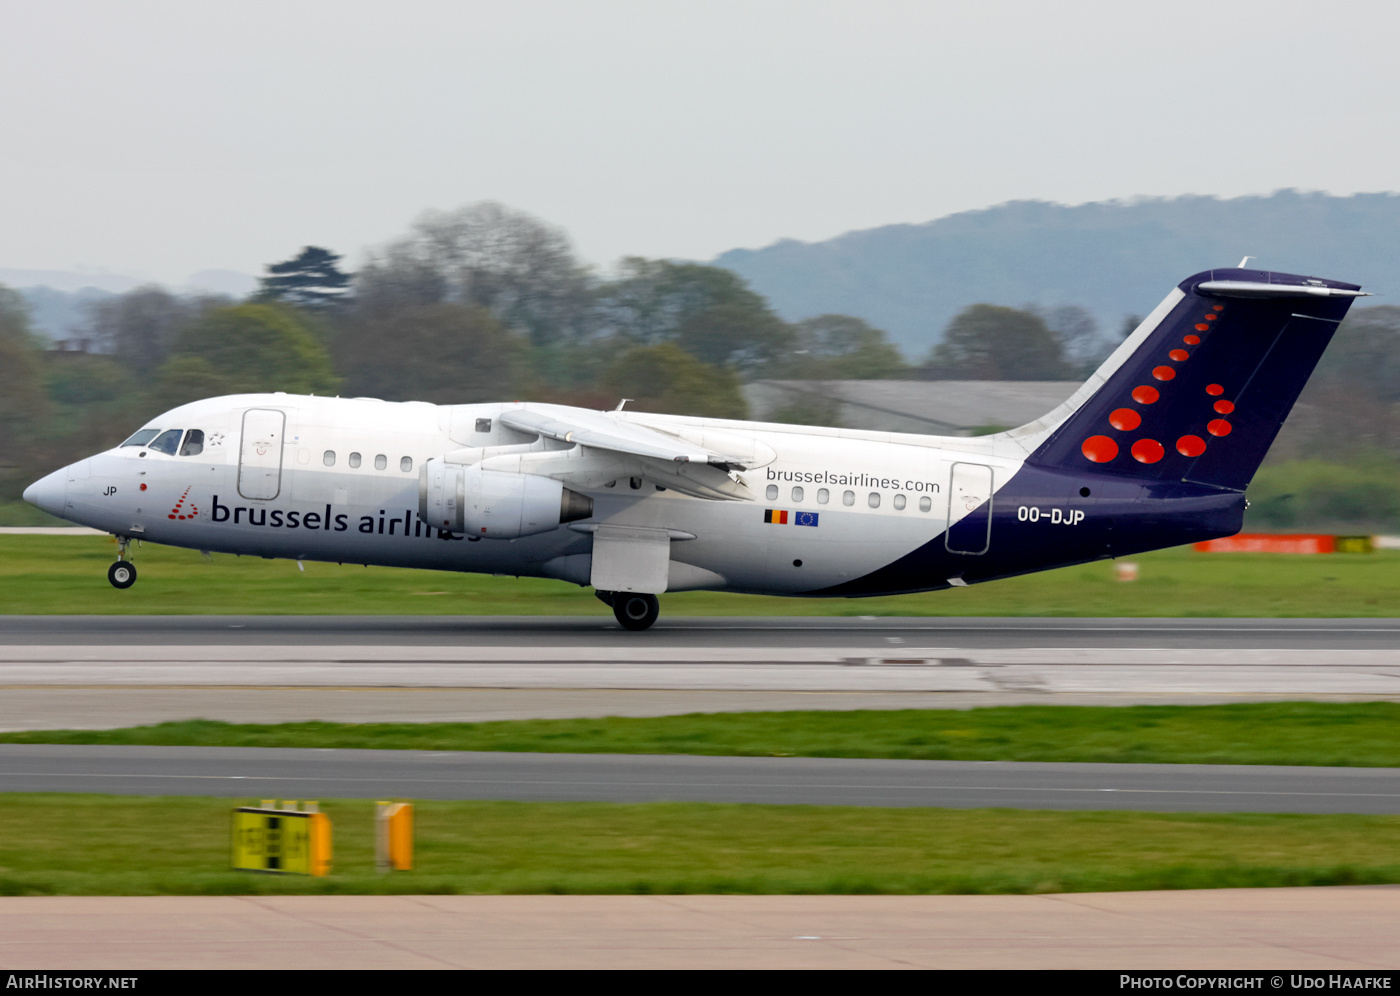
[22,467,70,517]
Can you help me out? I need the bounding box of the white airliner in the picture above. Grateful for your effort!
[24,266,1365,630]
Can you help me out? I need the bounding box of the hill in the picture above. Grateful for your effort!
[714,190,1400,359]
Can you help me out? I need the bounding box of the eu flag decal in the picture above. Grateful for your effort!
[795,511,819,527]
[764,509,789,524]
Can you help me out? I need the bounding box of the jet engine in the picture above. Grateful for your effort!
[419,459,593,538]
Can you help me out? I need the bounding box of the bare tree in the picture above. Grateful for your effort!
[83,287,215,374]
[1025,304,1106,369]
[354,202,591,345]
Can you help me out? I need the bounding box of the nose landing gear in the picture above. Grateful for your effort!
[108,536,137,589]
[595,590,660,631]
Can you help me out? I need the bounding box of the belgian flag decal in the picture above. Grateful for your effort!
[764,509,789,524]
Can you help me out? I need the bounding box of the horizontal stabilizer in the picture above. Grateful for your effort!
[1195,280,1369,300]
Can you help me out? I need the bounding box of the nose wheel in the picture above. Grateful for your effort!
[108,535,137,589]
[108,560,137,589]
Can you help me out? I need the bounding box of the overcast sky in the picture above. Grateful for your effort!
[3,0,1397,285]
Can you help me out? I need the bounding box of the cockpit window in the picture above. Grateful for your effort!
[120,429,160,448]
[148,429,183,456]
[179,429,205,457]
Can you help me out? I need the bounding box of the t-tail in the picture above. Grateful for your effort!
[1023,266,1367,490]
[807,266,1370,598]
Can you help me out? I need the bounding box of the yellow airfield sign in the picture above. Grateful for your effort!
[231,803,332,876]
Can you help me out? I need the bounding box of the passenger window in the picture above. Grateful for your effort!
[817,488,829,505]
[374,454,387,470]
[766,484,778,500]
[475,418,492,433]
[179,430,204,457]
[349,452,361,468]
[919,496,932,512]
[791,486,804,502]
[894,494,906,510]
[400,456,413,472]
[324,450,336,467]
[149,429,182,455]
[121,429,159,448]
[868,492,881,508]
[842,490,855,506]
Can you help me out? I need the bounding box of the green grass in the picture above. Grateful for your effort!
[5,703,1399,766]
[2,535,1400,615]
[0,794,1396,896]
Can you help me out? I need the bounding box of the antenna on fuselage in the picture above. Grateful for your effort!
[1238,256,1256,268]
[615,399,630,411]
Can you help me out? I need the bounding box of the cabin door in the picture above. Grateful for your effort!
[238,408,286,500]
[945,462,993,555]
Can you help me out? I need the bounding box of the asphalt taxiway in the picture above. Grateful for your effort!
[3,744,1398,813]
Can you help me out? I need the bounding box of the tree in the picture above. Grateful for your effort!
[160,303,340,397]
[1284,306,1400,461]
[0,286,52,496]
[787,314,907,379]
[595,259,793,374]
[1314,306,1400,403]
[355,202,590,345]
[257,246,352,311]
[924,304,1069,380]
[600,343,748,419]
[83,286,200,374]
[1026,304,1107,371]
[335,303,525,404]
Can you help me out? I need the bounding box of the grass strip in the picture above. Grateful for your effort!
[4,703,1399,766]
[0,794,1396,896]
[2,535,1400,616]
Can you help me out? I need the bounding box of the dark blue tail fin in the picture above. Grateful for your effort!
[1025,267,1366,491]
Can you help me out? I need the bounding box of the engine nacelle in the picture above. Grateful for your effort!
[419,459,593,539]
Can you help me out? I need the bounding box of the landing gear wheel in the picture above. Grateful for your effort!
[107,561,137,589]
[613,593,659,631]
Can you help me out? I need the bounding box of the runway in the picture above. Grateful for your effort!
[0,616,1397,729]
[4,744,1399,812]
[4,614,1399,649]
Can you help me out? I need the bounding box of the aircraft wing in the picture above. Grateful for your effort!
[499,407,753,469]
[495,407,759,501]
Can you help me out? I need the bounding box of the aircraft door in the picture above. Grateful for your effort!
[238,409,286,500]
[945,462,993,555]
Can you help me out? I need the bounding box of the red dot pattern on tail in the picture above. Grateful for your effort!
[1081,306,1238,465]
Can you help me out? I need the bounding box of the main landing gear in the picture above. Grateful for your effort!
[108,536,137,589]
[595,590,660,631]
